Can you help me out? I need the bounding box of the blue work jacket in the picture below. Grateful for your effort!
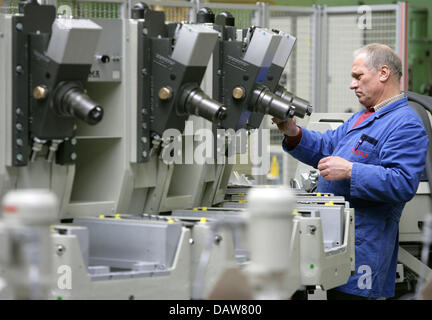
[283,97,428,298]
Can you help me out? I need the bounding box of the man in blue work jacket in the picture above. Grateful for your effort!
[273,43,428,299]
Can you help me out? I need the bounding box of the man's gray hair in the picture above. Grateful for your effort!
[354,43,402,82]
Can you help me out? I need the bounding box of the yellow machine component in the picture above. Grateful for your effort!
[267,155,280,179]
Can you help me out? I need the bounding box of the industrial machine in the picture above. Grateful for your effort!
[173,188,355,299]
[0,0,354,300]
[0,0,104,216]
[160,8,313,213]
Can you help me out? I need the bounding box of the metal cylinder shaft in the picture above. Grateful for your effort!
[275,84,312,118]
[181,85,227,123]
[54,82,103,125]
[251,84,294,120]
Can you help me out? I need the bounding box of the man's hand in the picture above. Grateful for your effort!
[272,117,299,137]
[317,156,353,180]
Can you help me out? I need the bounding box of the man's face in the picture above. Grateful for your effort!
[350,53,383,108]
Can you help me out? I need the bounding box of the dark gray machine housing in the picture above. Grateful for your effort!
[134,5,225,162]
[247,30,312,129]
[10,1,103,166]
[212,24,270,131]
[211,18,306,131]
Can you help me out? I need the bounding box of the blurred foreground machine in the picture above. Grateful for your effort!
[0,1,352,300]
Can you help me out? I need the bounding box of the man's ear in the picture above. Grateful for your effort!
[379,65,391,82]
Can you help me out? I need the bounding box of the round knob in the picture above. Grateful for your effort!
[98,55,110,63]
[131,2,149,19]
[197,7,215,23]
[33,86,48,100]
[232,86,245,100]
[158,87,172,100]
[215,11,235,27]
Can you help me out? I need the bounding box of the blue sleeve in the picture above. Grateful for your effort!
[350,122,428,203]
[282,118,353,168]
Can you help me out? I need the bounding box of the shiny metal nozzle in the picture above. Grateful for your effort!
[180,84,227,122]
[275,84,313,118]
[54,82,104,125]
[250,84,295,120]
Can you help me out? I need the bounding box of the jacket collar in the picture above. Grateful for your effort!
[347,95,407,133]
[372,92,405,112]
